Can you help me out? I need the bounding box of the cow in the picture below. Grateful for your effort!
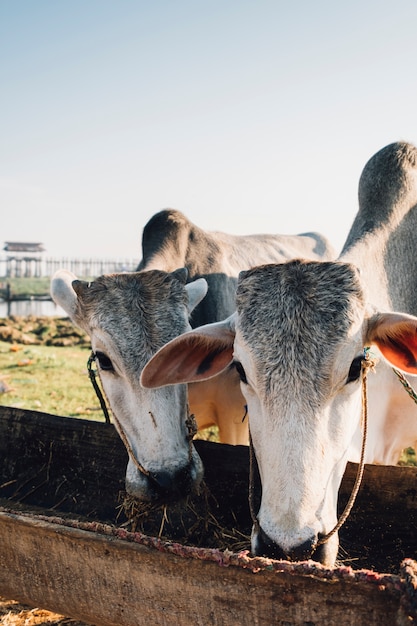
[51,211,335,504]
[140,142,417,566]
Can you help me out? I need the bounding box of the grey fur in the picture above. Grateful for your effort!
[234,140,417,564]
[71,269,191,366]
[138,208,336,327]
[236,260,365,404]
[341,142,417,313]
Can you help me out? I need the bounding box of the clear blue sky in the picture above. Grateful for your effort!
[1,1,417,260]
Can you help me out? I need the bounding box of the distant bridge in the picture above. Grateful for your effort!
[0,256,140,278]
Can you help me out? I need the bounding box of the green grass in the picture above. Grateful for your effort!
[0,340,105,420]
[0,338,220,439]
[0,276,96,299]
[0,277,51,299]
[398,447,417,466]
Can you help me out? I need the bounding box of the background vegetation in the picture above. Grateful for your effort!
[0,313,218,438]
[0,318,101,420]
[0,277,94,300]
[0,277,51,299]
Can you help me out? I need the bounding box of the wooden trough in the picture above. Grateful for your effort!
[1,405,417,625]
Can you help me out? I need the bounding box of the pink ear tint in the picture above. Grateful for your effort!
[376,328,417,375]
[141,332,235,388]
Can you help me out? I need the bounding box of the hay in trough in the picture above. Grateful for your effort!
[120,481,251,553]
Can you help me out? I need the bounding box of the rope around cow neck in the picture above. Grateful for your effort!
[392,367,417,404]
[248,347,377,555]
[87,352,111,424]
[315,359,417,551]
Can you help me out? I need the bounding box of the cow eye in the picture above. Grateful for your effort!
[346,356,363,384]
[233,361,248,385]
[95,351,114,372]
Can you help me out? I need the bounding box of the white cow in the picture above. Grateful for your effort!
[51,212,335,503]
[141,142,417,565]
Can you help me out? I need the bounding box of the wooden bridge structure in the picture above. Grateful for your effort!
[1,242,139,278]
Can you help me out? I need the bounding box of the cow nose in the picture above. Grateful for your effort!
[254,526,317,562]
[285,539,317,562]
[148,465,192,501]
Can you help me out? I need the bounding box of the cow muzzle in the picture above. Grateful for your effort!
[125,453,204,503]
[252,525,338,566]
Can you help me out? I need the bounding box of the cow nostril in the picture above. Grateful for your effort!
[149,470,175,494]
[254,527,287,560]
[285,538,317,562]
[254,527,317,562]
[148,465,192,501]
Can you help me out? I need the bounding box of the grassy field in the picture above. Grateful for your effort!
[0,316,218,439]
[1,274,136,301]
[0,340,104,420]
[0,276,95,300]
[0,313,103,420]
[0,277,52,299]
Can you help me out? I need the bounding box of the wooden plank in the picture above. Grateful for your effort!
[2,405,417,624]
[0,510,410,626]
[0,406,126,520]
[0,407,252,538]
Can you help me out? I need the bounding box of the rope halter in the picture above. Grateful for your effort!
[87,350,198,479]
[313,346,376,550]
[87,352,111,423]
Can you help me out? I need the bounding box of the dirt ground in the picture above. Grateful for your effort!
[0,597,89,626]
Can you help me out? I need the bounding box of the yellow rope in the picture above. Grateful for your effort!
[393,368,417,405]
[314,350,376,550]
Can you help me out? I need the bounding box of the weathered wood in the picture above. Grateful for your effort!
[0,510,412,626]
[0,406,252,537]
[340,462,417,572]
[0,406,127,520]
[1,406,417,624]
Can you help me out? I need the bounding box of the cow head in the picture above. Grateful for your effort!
[141,260,417,565]
[51,268,208,503]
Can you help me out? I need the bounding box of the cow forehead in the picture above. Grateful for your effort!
[235,261,366,391]
[76,271,189,357]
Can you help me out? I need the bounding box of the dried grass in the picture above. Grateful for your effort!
[119,481,251,553]
[0,597,87,626]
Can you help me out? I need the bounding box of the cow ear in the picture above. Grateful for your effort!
[50,270,80,321]
[367,312,417,374]
[185,278,208,313]
[141,315,236,388]
[72,279,92,297]
[171,267,188,284]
